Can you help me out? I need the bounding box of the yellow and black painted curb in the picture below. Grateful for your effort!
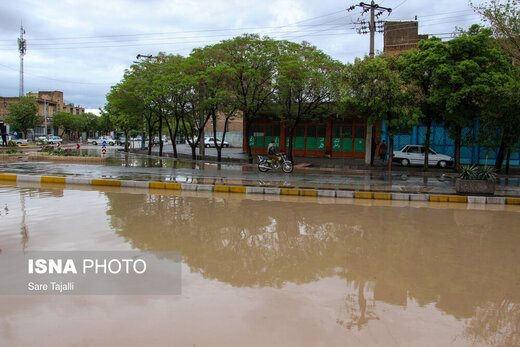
[1,173,519,205]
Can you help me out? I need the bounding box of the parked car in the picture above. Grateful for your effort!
[152,136,169,146]
[6,135,28,145]
[203,137,230,148]
[87,136,115,146]
[392,145,453,168]
[115,137,126,146]
[38,135,63,144]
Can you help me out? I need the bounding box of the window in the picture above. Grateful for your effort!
[343,126,353,138]
[354,126,364,139]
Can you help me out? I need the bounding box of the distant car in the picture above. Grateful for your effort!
[392,145,453,168]
[152,136,169,146]
[6,135,28,145]
[38,135,63,144]
[204,137,230,148]
[88,136,115,146]
[115,137,126,146]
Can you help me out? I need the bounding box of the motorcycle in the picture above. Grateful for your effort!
[257,152,294,173]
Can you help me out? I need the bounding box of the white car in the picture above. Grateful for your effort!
[88,136,115,146]
[203,137,230,148]
[7,135,28,144]
[38,135,63,144]
[392,145,453,168]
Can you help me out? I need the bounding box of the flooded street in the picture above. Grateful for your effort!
[1,184,520,346]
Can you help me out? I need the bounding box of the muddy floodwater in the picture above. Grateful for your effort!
[1,185,520,346]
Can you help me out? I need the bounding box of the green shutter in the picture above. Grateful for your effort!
[343,138,352,152]
[354,138,365,152]
[332,138,341,151]
[306,137,316,150]
[317,137,326,151]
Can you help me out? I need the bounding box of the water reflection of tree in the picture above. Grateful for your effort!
[464,300,520,346]
[337,280,379,331]
[104,192,520,340]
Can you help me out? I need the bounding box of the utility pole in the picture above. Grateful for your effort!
[17,24,27,97]
[347,2,392,165]
[348,1,392,57]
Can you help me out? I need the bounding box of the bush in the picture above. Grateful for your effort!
[4,148,23,154]
[459,165,497,181]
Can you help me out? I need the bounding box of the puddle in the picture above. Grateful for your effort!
[1,186,519,346]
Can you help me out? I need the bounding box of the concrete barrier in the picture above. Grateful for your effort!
[0,173,517,206]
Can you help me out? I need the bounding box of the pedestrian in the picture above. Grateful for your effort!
[0,123,7,147]
[379,140,387,162]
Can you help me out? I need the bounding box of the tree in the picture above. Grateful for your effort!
[155,54,191,158]
[343,54,414,171]
[4,96,40,139]
[471,0,520,60]
[51,112,75,138]
[106,82,145,152]
[476,66,520,171]
[191,44,238,162]
[399,38,450,170]
[218,34,280,163]
[276,41,343,162]
[437,25,516,169]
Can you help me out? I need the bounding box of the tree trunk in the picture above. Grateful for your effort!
[388,135,394,172]
[124,130,129,152]
[494,136,507,172]
[288,125,296,163]
[158,115,163,157]
[423,121,432,171]
[454,126,461,170]
[370,127,376,166]
[505,148,511,175]
[165,120,178,159]
[244,116,253,163]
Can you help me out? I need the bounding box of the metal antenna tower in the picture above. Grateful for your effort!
[18,24,27,97]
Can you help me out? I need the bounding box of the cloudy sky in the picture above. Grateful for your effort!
[0,0,487,113]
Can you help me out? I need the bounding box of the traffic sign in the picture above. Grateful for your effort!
[102,140,107,147]
[57,142,61,148]
[102,148,106,154]
[76,143,81,150]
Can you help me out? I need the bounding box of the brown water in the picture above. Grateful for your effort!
[1,184,520,346]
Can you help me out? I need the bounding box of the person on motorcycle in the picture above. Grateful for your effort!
[267,140,280,164]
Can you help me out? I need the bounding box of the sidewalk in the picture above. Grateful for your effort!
[134,143,520,177]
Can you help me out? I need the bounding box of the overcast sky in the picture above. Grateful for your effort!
[0,0,487,113]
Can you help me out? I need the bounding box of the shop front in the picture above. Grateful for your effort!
[246,118,370,158]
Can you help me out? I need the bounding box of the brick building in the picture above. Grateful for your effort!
[0,91,85,137]
[383,21,428,56]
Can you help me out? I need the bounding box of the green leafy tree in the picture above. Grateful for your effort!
[106,82,144,151]
[436,25,516,168]
[191,45,238,161]
[399,38,450,170]
[343,54,414,170]
[51,112,75,138]
[218,34,280,163]
[5,96,40,139]
[154,54,190,158]
[471,0,520,60]
[276,41,343,162]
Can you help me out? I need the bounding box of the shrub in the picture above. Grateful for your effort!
[459,165,497,181]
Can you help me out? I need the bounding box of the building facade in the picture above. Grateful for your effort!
[0,91,85,137]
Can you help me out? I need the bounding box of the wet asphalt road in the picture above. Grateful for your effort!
[2,144,520,196]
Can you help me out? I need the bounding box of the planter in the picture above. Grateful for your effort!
[455,179,495,195]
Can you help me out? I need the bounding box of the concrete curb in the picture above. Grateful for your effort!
[1,173,520,206]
